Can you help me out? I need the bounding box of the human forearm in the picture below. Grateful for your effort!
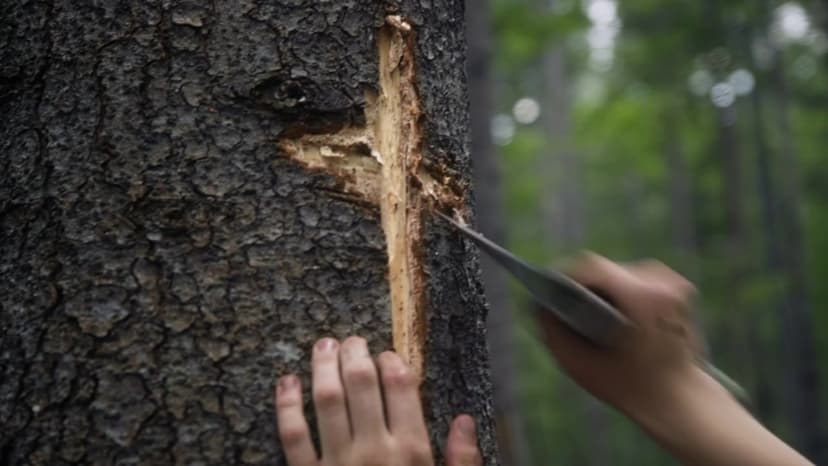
[541,255,811,465]
[630,367,812,466]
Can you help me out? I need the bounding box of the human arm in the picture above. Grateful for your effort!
[634,364,810,466]
[538,253,812,466]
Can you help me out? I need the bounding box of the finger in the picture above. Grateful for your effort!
[275,375,318,466]
[445,415,483,466]
[312,338,350,457]
[377,351,428,439]
[624,261,696,330]
[340,336,386,438]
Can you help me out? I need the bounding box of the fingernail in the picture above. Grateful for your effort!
[316,338,337,352]
[457,415,476,438]
[278,375,298,394]
[341,337,369,360]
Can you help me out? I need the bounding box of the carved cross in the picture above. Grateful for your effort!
[278,16,462,376]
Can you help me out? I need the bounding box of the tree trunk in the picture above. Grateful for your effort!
[750,2,826,459]
[717,107,747,263]
[663,108,716,357]
[465,2,530,466]
[768,51,826,465]
[540,30,611,466]
[540,48,585,249]
[0,2,498,465]
[663,111,698,272]
[713,104,753,376]
[746,77,779,424]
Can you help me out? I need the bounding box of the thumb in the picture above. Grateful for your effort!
[445,415,482,466]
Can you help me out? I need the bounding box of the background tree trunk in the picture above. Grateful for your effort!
[713,104,752,382]
[663,110,698,273]
[768,49,826,465]
[540,47,585,249]
[465,2,530,466]
[0,1,498,465]
[747,82,780,425]
[540,24,611,466]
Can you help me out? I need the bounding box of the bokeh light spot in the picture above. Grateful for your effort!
[688,69,714,96]
[512,97,541,125]
[491,114,516,146]
[728,69,755,96]
[773,2,810,43]
[710,82,736,108]
[586,0,617,26]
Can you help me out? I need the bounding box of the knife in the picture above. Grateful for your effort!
[437,211,749,403]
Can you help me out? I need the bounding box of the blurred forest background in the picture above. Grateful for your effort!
[465,0,828,464]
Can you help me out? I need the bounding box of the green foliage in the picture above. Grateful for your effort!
[492,0,587,69]
[500,127,549,261]
[491,0,828,463]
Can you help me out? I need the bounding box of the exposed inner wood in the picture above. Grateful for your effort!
[278,133,382,204]
[277,16,463,377]
[375,18,425,376]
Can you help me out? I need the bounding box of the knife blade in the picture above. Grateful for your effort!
[438,210,749,404]
[437,211,631,348]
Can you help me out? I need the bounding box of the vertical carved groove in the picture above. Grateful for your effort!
[375,17,426,376]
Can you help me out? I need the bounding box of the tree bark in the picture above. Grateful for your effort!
[768,51,826,466]
[749,2,826,460]
[540,28,611,466]
[713,104,751,372]
[465,2,530,466]
[0,2,498,465]
[742,21,782,424]
[746,81,779,423]
[540,48,585,249]
[663,111,698,270]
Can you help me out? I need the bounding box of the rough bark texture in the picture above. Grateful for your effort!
[0,1,498,465]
